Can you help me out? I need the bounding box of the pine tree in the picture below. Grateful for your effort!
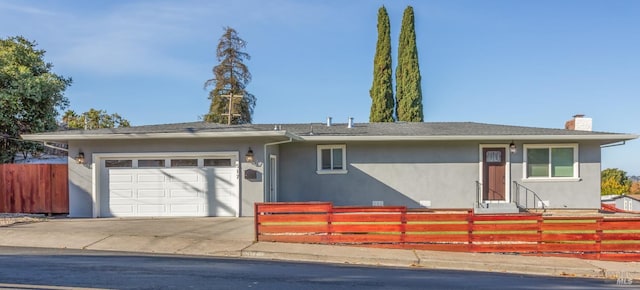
[369,6,394,122]
[395,6,423,122]
[204,27,256,124]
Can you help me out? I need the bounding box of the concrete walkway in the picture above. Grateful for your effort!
[1,217,638,283]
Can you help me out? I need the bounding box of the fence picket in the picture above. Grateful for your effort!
[255,202,640,261]
[0,164,68,214]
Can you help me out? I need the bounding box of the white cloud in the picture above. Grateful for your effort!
[0,1,58,16]
[51,1,208,78]
[2,0,336,79]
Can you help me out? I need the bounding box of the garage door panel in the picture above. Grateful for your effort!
[137,189,166,198]
[170,204,203,215]
[104,156,238,217]
[111,189,134,199]
[109,205,135,215]
[109,174,134,183]
[139,204,166,215]
[138,174,166,183]
[169,189,203,198]
[169,173,200,183]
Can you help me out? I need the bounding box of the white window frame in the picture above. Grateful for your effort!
[316,144,347,174]
[522,144,580,181]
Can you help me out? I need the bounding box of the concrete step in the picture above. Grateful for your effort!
[474,202,520,214]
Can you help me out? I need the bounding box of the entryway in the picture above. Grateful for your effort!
[477,145,517,214]
[482,147,506,202]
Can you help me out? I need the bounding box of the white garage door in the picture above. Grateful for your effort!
[101,156,238,217]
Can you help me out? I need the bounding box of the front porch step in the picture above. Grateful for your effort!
[474,202,520,214]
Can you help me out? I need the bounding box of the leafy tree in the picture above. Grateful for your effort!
[630,181,640,195]
[0,36,71,163]
[601,168,632,195]
[62,108,130,129]
[395,6,423,122]
[204,27,256,124]
[369,6,394,123]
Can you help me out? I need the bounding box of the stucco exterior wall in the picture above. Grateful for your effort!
[278,140,603,210]
[278,141,482,208]
[67,138,269,217]
[509,141,602,209]
[67,137,606,216]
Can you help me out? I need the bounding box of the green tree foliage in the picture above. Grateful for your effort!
[369,6,394,123]
[395,6,423,122]
[0,36,71,163]
[601,168,632,195]
[204,27,256,124]
[62,108,130,129]
[630,181,640,195]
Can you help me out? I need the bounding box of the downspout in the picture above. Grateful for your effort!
[263,137,294,202]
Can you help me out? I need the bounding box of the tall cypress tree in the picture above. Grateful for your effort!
[395,6,423,122]
[369,6,394,122]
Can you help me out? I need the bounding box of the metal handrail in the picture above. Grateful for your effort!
[475,181,483,208]
[512,181,546,211]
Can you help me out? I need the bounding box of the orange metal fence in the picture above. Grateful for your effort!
[255,202,640,262]
[0,164,68,214]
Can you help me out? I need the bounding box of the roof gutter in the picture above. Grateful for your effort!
[1,134,69,152]
[299,134,639,143]
[21,130,295,142]
[601,140,626,148]
[263,137,294,202]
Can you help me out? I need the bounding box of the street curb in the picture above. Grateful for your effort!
[415,257,606,279]
[241,243,419,268]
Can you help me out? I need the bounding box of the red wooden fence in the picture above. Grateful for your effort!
[0,164,68,214]
[255,202,640,262]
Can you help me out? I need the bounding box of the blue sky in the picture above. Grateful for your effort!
[1,0,638,175]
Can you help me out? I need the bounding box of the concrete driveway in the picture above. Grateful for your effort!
[0,217,255,256]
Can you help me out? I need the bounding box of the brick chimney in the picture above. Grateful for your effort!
[565,114,592,131]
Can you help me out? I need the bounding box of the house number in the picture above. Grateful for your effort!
[486,151,502,162]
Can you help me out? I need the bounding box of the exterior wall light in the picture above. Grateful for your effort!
[245,148,254,163]
[509,142,517,154]
[75,152,85,164]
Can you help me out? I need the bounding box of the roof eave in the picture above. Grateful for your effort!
[21,130,297,142]
[298,134,639,143]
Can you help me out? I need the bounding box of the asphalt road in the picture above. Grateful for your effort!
[0,247,630,290]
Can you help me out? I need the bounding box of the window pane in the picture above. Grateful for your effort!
[138,159,165,168]
[527,148,549,177]
[105,160,132,168]
[332,148,343,169]
[551,148,574,177]
[204,158,231,167]
[171,159,197,167]
[321,149,331,170]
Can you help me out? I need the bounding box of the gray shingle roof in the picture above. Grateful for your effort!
[268,122,619,136]
[22,121,637,143]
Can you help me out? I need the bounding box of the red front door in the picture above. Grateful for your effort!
[483,148,506,201]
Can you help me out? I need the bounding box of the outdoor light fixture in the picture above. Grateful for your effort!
[75,152,85,164]
[245,148,254,163]
[509,142,517,154]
